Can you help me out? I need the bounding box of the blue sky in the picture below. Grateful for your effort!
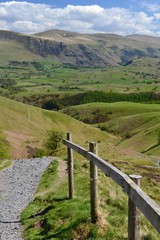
[0,0,152,11]
[14,0,135,8]
[0,1,160,35]
[0,0,146,8]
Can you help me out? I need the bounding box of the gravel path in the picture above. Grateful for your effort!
[0,157,54,240]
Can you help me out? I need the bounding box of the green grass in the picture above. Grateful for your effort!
[62,102,160,156]
[0,128,11,169]
[0,159,11,170]
[1,57,160,98]
[0,41,42,65]
[1,34,160,239]
[0,96,114,159]
[21,153,160,239]
[1,97,158,239]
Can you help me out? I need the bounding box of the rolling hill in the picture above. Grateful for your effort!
[21,101,160,240]
[62,102,160,157]
[1,29,160,67]
[0,96,114,159]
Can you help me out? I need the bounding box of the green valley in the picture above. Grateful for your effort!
[62,102,160,156]
[0,29,160,239]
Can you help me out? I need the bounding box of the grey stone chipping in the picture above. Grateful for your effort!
[0,157,54,240]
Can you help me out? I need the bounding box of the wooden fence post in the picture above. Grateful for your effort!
[89,142,98,223]
[128,174,142,240]
[67,133,74,199]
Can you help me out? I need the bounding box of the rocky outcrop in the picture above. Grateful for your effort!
[1,30,160,67]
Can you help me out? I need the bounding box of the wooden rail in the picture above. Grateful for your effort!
[63,133,160,238]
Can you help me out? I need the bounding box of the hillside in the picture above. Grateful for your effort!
[1,94,160,239]
[20,102,160,240]
[0,96,114,159]
[62,102,160,156]
[1,29,160,67]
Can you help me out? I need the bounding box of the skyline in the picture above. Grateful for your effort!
[0,1,160,36]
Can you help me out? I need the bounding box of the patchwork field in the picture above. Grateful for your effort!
[1,57,160,101]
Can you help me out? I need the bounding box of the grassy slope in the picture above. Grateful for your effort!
[1,97,159,238]
[0,40,42,65]
[21,156,160,239]
[62,102,160,156]
[0,96,115,159]
[18,101,159,240]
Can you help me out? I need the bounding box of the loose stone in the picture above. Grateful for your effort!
[0,157,54,240]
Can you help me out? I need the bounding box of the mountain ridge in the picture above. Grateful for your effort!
[1,29,160,67]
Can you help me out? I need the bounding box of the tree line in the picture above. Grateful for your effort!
[42,91,160,110]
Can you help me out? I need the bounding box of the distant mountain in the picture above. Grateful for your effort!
[1,29,160,67]
[127,34,160,44]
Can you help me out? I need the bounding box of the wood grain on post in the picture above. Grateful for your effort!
[67,133,74,199]
[89,142,98,223]
[128,175,142,240]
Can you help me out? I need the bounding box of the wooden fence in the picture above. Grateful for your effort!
[63,133,160,239]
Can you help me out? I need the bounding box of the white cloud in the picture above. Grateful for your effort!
[140,1,160,12]
[154,13,160,20]
[0,20,9,30]
[11,21,43,33]
[0,1,160,36]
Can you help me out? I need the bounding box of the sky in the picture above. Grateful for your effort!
[0,0,160,36]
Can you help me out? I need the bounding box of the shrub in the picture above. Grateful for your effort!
[34,148,47,158]
[43,130,64,155]
[98,124,109,132]
[122,132,133,140]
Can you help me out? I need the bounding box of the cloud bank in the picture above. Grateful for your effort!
[0,1,160,36]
